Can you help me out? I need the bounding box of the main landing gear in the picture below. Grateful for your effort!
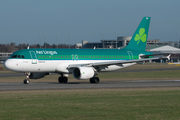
[24,72,30,84]
[90,77,99,83]
[58,74,99,84]
[58,74,68,83]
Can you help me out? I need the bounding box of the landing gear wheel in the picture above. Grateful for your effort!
[58,77,68,83]
[94,77,99,83]
[90,78,94,83]
[23,79,30,84]
[63,77,68,83]
[58,77,63,83]
[90,77,99,83]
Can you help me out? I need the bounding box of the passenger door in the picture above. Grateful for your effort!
[29,51,37,64]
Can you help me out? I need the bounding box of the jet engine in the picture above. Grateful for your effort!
[73,67,95,80]
[29,72,49,79]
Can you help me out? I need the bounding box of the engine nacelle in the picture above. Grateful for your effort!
[73,67,95,80]
[29,72,49,79]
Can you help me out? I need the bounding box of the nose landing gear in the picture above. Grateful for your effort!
[23,79,30,84]
[23,72,30,84]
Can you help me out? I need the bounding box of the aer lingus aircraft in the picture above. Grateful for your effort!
[4,17,162,84]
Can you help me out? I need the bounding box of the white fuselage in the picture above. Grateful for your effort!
[4,59,136,73]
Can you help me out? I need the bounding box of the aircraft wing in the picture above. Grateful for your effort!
[68,56,162,69]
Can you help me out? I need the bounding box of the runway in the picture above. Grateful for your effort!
[1,67,180,78]
[1,68,180,91]
[0,73,24,77]
[0,80,180,91]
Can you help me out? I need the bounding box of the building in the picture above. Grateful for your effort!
[149,45,180,63]
[82,36,175,49]
[81,36,180,63]
[0,53,12,63]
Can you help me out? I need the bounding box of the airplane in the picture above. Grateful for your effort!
[4,17,164,84]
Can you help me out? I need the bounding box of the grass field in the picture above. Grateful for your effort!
[0,88,180,120]
[1,63,180,119]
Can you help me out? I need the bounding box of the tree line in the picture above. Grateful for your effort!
[0,42,77,53]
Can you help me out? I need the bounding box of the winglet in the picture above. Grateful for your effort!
[167,54,171,60]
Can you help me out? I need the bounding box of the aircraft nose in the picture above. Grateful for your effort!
[4,59,11,70]
[4,59,16,71]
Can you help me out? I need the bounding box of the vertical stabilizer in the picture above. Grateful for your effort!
[124,17,151,51]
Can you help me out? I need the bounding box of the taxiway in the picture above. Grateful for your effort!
[0,80,180,91]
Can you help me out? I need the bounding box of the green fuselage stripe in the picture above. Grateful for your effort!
[37,55,139,60]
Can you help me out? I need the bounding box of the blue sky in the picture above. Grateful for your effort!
[0,0,180,45]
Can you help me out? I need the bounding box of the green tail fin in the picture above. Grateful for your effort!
[124,17,151,51]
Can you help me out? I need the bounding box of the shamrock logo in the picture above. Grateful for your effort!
[134,28,147,44]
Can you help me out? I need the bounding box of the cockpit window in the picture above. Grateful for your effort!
[11,55,25,59]
[17,55,21,58]
[11,55,17,58]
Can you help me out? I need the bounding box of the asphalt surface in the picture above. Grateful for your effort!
[1,68,180,78]
[0,73,24,77]
[0,80,180,91]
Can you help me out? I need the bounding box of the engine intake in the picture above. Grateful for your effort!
[73,67,95,80]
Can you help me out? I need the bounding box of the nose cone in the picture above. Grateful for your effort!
[4,59,17,71]
[4,59,11,70]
